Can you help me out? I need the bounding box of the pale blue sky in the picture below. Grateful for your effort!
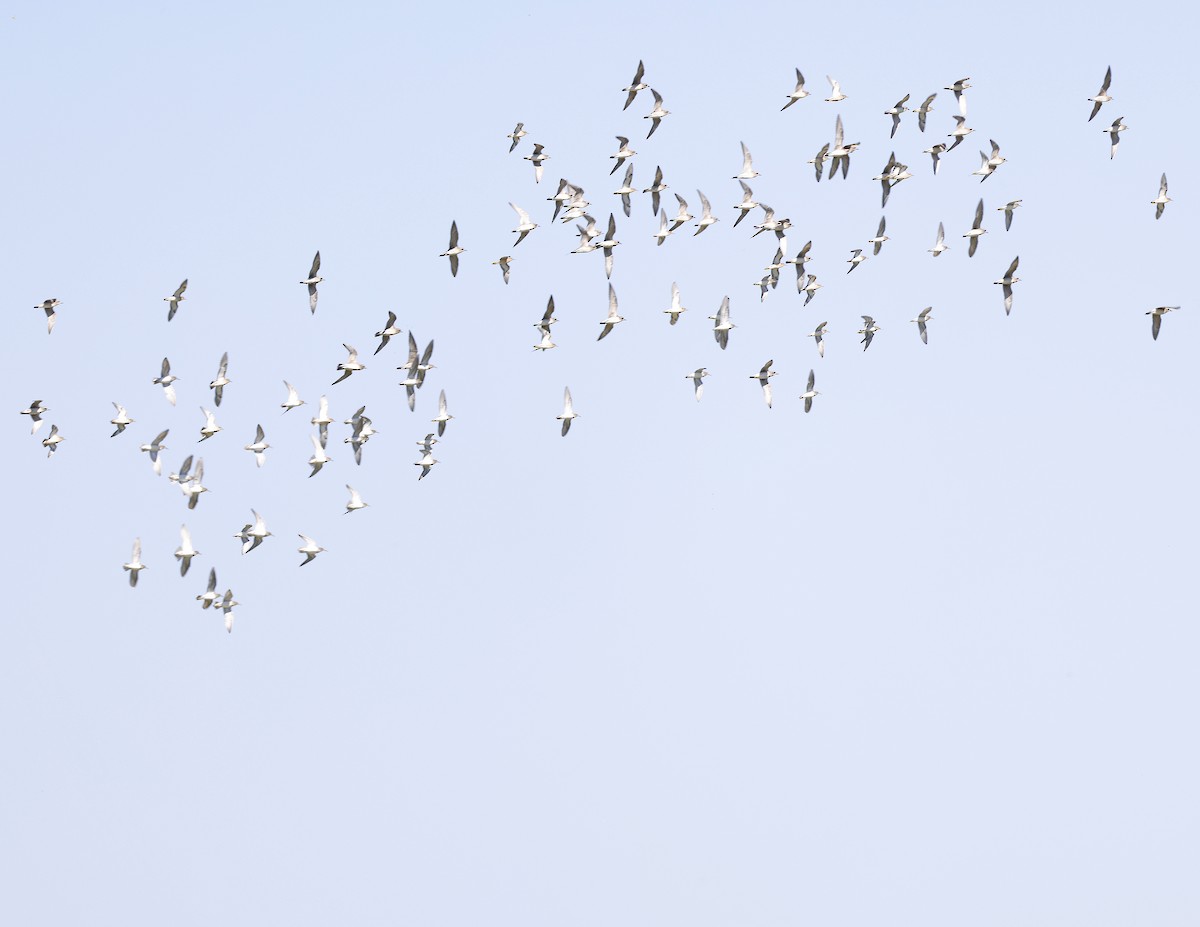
[2,1,1196,924]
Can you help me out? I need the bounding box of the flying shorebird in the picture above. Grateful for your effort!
[598,283,624,340]
[240,509,271,554]
[533,328,556,351]
[622,60,648,110]
[154,357,178,406]
[414,449,437,480]
[801,274,822,306]
[175,525,200,577]
[37,298,62,334]
[373,311,402,355]
[993,256,1021,315]
[733,180,758,227]
[491,255,513,285]
[280,380,304,413]
[786,240,813,290]
[534,295,558,335]
[711,296,734,350]
[1106,116,1127,159]
[781,68,810,110]
[998,199,1022,231]
[311,395,333,448]
[345,485,368,514]
[643,164,668,215]
[857,316,881,351]
[809,142,831,181]
[807,321,828,358]
[644,89,669,138]
[751,360,777,408]
[971,149,996,182]
[868,217,889,255]
[1151,174,1170,220]
[123,538,147,587]
[510,203,538,246]
[596,213,620,279]
[963,198,987,257]
[432,390,453,436]
[440,221,464,276]
[614,164,635,218]
[208,352,230,406]
[163,280,187,321]
[825,75,847,102]
[909,92,937,132]
[667,193,693,232]
[198,407,221,442]
[168,454,193,486]
[556,387,579,436]
[685,368,709,401]
[308,433,332,477]
[652,209,672,246]
[911,306,934,344]
[197,567,219,609]
[297,535,326,567]
[140,429,169,475]
[946,115,973,152]
[829,114,859,179]
[300,252,322,314]
[800,369,820,413]
[41,423,64,457]
[1146,305,1180,341]
[548,178,577,221]
[1087,66,1113,122]
[664,282,686,325]
[244,424,270,467]
[110,402,134,437]
[507,122,527,152]
[733,141,759,180]
[332,344,365,385]
[180,458,207,510]
[524,142,548,183]
[693,189,718,235]
[929,221,950,257]
[217,590,238,633]
[924,142,947,175]
[846,248,867,273]
[20,399,48,434]
[884,93,910,137]
[945,77,971,115]
[610,136,636,175]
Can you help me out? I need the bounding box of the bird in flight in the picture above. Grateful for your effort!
[911,306,934,344]
[963,198,987,257]
[440,221,464,277]
[163,280,187,321]
[123,538,147,587]
[1087,66,1113,122]
[506,122,527,152]
[858,316,881,350]
[622,60,648,110]
[36,298,62,334]
[800,369,820,413]
[597,283,624,340]
[1146,305,1180,341]
[750,360,777,408]
[1151,174,1170,220]
[300,252,322,314]
[993,257,1021,315]
[557,387,579,436]
[781,69,810,110]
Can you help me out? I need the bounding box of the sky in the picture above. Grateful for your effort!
[2,1,1196,924]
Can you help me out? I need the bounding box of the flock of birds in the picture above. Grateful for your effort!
[19,62,1179,632]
